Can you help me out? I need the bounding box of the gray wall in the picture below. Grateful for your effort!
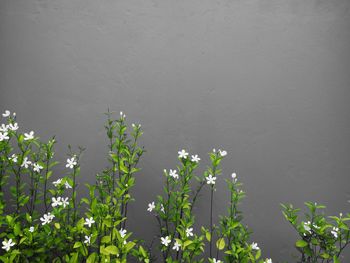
[1,0,350,261]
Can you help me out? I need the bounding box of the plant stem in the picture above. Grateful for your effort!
[190,180,205,212]
[209,185,214,258]
[72,166,77,225]
[43,154,50,212]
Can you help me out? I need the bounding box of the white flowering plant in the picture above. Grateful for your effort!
[281,202,350,262]
[148,149,271,263]
[149,149,208,262]
[78,110,148,263]
[1,109,349,263]
[0,110,149,263]
[213,172,264,263]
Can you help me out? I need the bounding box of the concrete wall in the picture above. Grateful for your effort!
[1,0,350,261]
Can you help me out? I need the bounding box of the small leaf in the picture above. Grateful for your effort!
[87,253,97,263]
[216,238,225,250]
[73,242,82,249]
[206,232,211,242]
[105,245,119,255]
[295,240,308,248]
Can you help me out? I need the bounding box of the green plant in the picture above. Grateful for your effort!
[4,108,349,262]
[0,110,148,263]
[282,202,350,263]
[148,149,272,263]
[147,149,206,263]
[215,172,262,263]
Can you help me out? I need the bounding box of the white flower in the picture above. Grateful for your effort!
[186,227,193,237]
[120,111,126,119]
[33,163,43,172]
[173,240,181,251]
[218,149,227,157]
[64,181,72,189]
[212,258,222,263]
[40,213,54,225]
[147,201,155,212]
[0,132,9,141]
[0,124,9,132]
[119,228,127,238]
[264,259,272,263]
[84,217,95,228]
[251,242,260,250]
[313,224,320,230]
[66,157,77,169]
[178,149,189,159]
[232,173,237,183]
[2,110,10,118]
[9,154,18,163]
[331,227,339,238]
[61,197,69,208]
[52,178,62,187]
[206,174,216,185]
[29,226,35,233]
[191,154,200,163]
[51,197,62,207]
[12,112,16,117]
[21,157,32,168]
[84,235,91,245]
[24,131,35,140]
[303,221,311,232]
[169,169,179,179]
[160,236,171,247]
[160,204,165,213]
[8,123,18,131]
[2,238,15,251]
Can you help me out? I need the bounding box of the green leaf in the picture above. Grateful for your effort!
[14,223,21,236]
[183,240,192,249]
[19,237,27,245]
[205,232,211,242]
[125,242,136,252]
[320,253,330,259]
[105,245,119,255]
[216,238,225,250]
[25,213,32,223]
[73,242,82,249]
[87,253,97,263]
[295,240,308,248]
[139,245,147,258]
[76,218,85,231]
[101,236,111,244]
[69,253,79,263]
[255,249,261,259]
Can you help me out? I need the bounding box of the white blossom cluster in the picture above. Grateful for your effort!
[52,178,72,189]
[51,197,69,208]
[40,213,55,225]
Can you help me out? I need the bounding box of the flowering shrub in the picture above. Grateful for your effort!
[147,149,271,263]
[0,109,348,262]
[282,202,350,263]
[0,110,148,263]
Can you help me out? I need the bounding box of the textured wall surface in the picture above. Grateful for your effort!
[1,0,350,261]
